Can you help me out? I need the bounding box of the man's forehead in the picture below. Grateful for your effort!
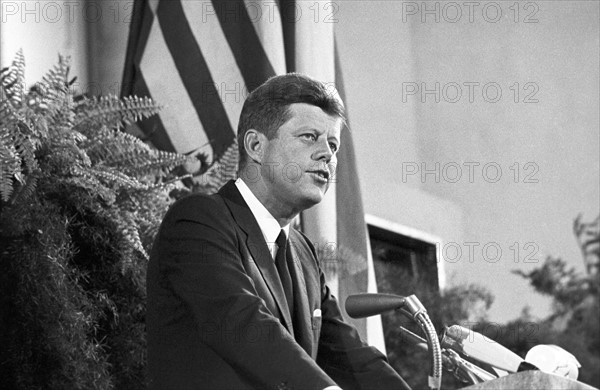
[329,120,342,141]
[288,110,342,141]
[285,103,343,125]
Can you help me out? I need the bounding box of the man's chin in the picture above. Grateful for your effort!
[290,183,329,210]
[301,189,327,208]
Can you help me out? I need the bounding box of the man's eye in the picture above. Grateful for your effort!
[329,143,338,152]
[302,134,316,141]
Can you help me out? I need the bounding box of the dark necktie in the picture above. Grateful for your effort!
[275,230,294,317]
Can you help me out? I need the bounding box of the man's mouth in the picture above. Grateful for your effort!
[307,169,330,182]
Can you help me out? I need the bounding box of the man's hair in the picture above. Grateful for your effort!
[237,73,345,167]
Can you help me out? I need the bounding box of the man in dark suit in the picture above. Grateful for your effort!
[147,74,410,390]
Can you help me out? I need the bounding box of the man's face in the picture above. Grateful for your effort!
[259,103,342,216]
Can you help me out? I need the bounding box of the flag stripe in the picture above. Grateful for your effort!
[121,0,153,96]
[141,21,210,155]
[213,0,276,91]
[121,0,176,151]
[157,0,234,158]
[278,0,296,71]
[243,0,287,75]
[182,1,247,134]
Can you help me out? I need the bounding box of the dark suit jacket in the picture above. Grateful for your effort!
[147,180,406,390]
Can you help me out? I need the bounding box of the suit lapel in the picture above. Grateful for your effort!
[218,181,294,333]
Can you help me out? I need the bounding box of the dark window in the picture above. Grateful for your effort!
[368,224,439,296]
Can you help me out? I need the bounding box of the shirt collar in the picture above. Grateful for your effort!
[235,178,289,253]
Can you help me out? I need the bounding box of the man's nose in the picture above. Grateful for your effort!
[313,138,334,162]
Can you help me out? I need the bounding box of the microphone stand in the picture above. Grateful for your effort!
[398,296,443,390]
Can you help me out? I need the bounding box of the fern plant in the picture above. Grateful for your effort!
[0,51,200,389]
[186,139,239,194]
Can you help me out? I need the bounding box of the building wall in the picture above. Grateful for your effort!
[0,0,129,94]
[335,1,599,321]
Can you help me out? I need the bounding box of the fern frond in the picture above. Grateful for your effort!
[22,55,76,131]
[74,95,160,133]
[1,125,19,201]
[40,54,71,90]
[0,98,20,125]
[194,140,238,194]
[13,130,38,176]
[0,176,14,202]
[0,49,26,105]
[124,149,193,179]
[86,166,149,191]
[35,86,74,130]
[104,209,148,289]
[0,143,20,202]
[5,173,39,204]
[122,222,148,261]
[0,123,41,202]
[145,174,192,192]
[83,126,193,179]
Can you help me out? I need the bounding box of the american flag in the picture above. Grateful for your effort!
[122,0,382,345]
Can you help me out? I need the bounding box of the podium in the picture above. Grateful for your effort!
[461,371,599,390]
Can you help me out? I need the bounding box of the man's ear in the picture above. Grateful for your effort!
[243,129,267,164]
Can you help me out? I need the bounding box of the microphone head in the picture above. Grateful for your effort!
[345,293,406,319]
[525,345,580,380]
[442,325,524,373]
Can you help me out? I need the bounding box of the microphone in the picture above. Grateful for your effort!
[347,293,442,390]
[345,293,429,320]
[441,325,524,373]
[345,293,406,318]
[525,345,580,379]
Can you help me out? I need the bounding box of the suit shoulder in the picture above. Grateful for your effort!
[164,192,229,223]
